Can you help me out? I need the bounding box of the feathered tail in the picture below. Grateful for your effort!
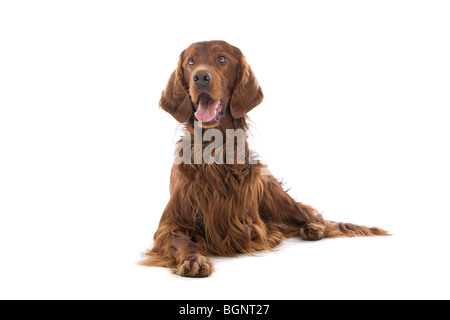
[323,220,390,238]
[298,207,390,240]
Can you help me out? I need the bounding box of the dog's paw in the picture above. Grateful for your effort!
[300,222,325,241]
[176,255,215,278]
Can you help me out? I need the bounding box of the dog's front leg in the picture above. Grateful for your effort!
[166,231,215,277]
[142,208,215,277]
[142,223,215,277]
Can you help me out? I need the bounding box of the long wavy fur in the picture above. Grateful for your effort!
[139,41,389,276]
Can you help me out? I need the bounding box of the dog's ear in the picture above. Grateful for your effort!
[229,56,264,119]
[159,52,193,123]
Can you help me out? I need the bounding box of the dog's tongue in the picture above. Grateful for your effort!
[195,95,217,122]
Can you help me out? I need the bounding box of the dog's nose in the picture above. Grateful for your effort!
[193,70,211,88]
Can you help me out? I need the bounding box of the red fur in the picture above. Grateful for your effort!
[140,41,389,277]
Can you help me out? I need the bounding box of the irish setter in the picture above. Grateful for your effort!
[140,40,388,277]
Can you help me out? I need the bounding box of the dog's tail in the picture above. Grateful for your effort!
[323,220,390,238]
[297,204,390,240]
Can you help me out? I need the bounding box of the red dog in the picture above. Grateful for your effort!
[141,40,388,277]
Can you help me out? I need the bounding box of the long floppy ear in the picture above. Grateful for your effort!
[229,57,264,119]
[159,54,193,123]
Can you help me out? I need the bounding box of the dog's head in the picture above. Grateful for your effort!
[159,40,263,127]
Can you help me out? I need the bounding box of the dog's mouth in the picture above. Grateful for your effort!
[194,93,225,124]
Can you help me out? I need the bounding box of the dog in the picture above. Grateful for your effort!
[140,40,388,277]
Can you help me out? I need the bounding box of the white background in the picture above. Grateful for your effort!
[1,0,449,300]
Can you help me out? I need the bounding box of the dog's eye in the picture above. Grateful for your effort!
[188,58,195,65]
[218,56,227,64]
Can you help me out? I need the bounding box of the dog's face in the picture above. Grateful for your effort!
[159,40,264,127]
[181,41,239,126]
